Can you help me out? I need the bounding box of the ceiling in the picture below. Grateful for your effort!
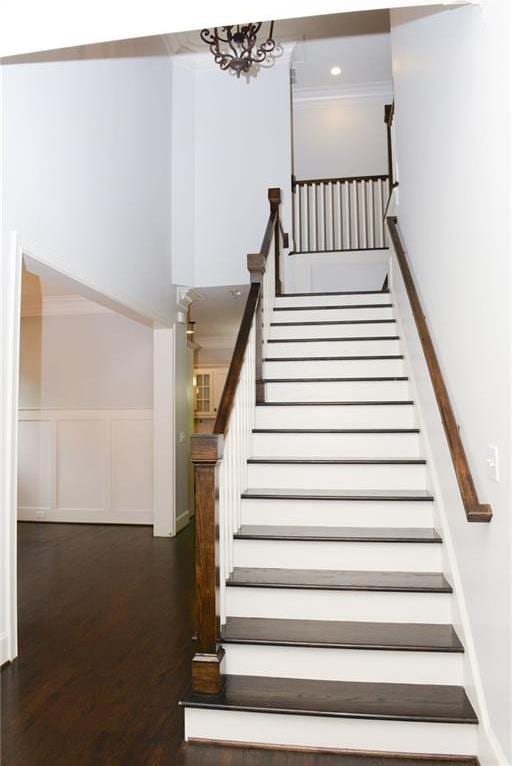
[190,284,250,366]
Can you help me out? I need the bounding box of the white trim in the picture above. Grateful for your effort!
[293,80,394,106]
[17,409,153,525]
[0,231,22,664]
[153,325,176,537]
[176,510,190,533]
[22,250,171,329]
[21,293,113,317]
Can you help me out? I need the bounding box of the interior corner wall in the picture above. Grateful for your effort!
[292,97,389,179]
[1,47,173,323]
[390,3,511,759]
[193,59,293,288]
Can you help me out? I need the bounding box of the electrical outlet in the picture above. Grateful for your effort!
[486,444,500,482]
[179,432,186,444]
[36,510,46,520]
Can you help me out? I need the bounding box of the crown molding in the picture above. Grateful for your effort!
[176,287,203,310]
[293,79,393,106]
[21,294,113,318]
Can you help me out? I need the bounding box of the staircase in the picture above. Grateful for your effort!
[182,284,479,760]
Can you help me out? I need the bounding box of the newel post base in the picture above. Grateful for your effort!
[192,647,226,694]
[191,433,226,695]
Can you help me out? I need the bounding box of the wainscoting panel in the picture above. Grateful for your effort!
[18,410,153,524]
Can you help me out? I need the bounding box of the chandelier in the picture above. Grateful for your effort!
[200,22,276,78]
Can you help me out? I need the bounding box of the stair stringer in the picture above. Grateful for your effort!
[389,253,507,766]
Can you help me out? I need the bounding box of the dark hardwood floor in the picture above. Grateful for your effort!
[1,522,477,766]
[1,522,195,766]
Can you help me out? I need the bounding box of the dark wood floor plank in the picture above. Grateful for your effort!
[257,401,413,407]
[226,568,452,593]
[253,428,419,434]
[234,526,441,543]
[221,617,464,653]
[181,674,477,724]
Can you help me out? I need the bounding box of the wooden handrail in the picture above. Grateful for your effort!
[190,187,285,695]
[213,282,260,435]
[293,173,388,186]
[387,217,492,523]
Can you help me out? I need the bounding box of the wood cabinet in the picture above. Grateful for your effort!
[193,367,228,432]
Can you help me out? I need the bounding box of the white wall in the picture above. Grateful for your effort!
[192,55,293,288]
[171,60,196,287]
[390,3,511,759]
[18,309,154,525]
[19,312,153,410]
[1,43,173,322]
[293,98,389,179]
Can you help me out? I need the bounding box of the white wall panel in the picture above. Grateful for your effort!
[18,410,153,524]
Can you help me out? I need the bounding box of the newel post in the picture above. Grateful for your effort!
[247,253,265,404]
[268,187,283,296]
[190,433,225,694]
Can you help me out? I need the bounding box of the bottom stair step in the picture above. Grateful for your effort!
[182,674,477,724]
[183,676,478,756]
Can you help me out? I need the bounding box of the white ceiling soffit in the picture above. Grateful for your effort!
[21,294,113,318]
[1,0,478,59]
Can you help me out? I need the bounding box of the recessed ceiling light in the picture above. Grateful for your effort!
[330,66,342,77]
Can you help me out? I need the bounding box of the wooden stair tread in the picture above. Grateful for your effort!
[181,675,477,724]
[279,289,390,297]
[268,336,400,343]
[274,304,393,311]
[253,428,420,434]
[221,617,463,652]
[256,401,413,407]
[265,355,404,362]
[227,568,452,593]
[262,376,408,382]
[247,458,426,465]
[242,488,434,501]
[271,319,397,326]
[234,525,441,543]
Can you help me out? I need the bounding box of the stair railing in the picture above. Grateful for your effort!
[292,174,389,254]
[387,216,492,523]
[190,187,286,695]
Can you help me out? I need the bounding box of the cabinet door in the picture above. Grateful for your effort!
[212,369,228,416]
[194,371,212,416]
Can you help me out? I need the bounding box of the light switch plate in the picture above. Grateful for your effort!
[486,444,499,482]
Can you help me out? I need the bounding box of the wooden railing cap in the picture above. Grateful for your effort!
[268,187,281,207]
[247,252,266,282]
[191,433,224,463]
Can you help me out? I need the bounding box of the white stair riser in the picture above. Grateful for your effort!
[184,709,477,756]
[247,463,428,491]
[267,339,401,358]
[273,307,394,323]
[275,293,392,307]
[252,432,421,458]
[264,358,405,378]
[223,644,463,685]
[255,404,415,429]
[241,499,435,528]
[232,539,442,572]
[270,322,397,339]
[226,587,452,624]
[265,380,410,402]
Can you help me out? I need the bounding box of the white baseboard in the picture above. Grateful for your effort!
[18,508,152,525]
[0,632,10,666]
[176,510,190,533]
